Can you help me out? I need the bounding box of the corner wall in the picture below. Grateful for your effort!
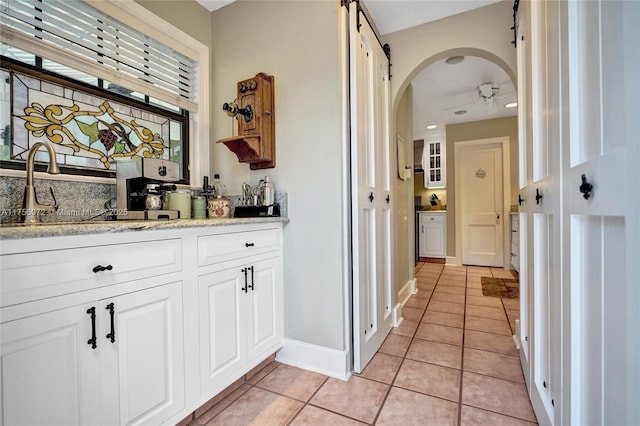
[394,85,414,298]
[209,1,347,351]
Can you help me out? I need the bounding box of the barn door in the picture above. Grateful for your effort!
[564,0,639,424]
[349,2,393,373]
[520,1,562,423]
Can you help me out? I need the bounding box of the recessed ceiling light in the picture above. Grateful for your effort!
[505,102,518,108]
[426,125,437,129]
[445,56,465,65]
[454,110,467,115]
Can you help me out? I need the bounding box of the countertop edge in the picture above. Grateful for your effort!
[0,216,290,240]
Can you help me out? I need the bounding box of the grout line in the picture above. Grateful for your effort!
[456,266,469,426]
[370,262,444,425]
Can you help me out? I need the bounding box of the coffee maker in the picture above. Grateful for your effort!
[115,158,180,220]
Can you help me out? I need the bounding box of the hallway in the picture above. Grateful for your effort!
[189,263,537,425]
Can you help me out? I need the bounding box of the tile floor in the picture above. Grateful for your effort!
[190,263,536,425]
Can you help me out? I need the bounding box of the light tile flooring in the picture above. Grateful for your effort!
[191,263,536,425]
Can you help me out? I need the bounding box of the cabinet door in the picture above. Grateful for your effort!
[198,268,247,396]
[419,215,446,257]
[100,282,185,426]
[246,257,283,361]
[1,304,100,426]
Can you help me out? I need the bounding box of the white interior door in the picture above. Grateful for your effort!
[349,2,393,373]
[458,139,505,267]
[564,1,639,424]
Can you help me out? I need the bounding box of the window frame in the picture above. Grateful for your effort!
[0,0,210,186]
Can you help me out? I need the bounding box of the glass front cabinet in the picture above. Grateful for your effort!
[422,140,446,188]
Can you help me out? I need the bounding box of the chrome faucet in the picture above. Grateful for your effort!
[22,141,60,224]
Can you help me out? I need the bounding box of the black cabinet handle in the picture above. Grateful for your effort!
[249,266,255,291]
[105,303,116,343]
[535,188,543,205]
[518,194,524,206]
[386,195,390,203]
[369,192,374,202]
[245,242,255,247]
[93,264,113,273]
[87,307,97,349]
[241,267,248,293]
[579,174,593,200]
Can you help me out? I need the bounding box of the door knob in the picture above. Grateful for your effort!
[579,174,593,200]
[536,188,543,205]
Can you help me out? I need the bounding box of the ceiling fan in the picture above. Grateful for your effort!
[443,82,508,114]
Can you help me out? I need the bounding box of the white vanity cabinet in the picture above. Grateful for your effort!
[418,212,447,258]
[0,235,185,426]
[196,228,283,398]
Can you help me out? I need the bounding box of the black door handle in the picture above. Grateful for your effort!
[536,188,543,205]
[579,174,593,200]
[249,266,255,291]
[87,307,97,349]
[386,195,390,203]
[518,194,524,206]
[369,192,374,202]
[245,242,255,247]
[241,267,248,293]
[93,264,113,273]
[105,303,116,343]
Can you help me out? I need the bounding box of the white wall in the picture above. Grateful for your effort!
[210,1,346,350]
[383,1,517,115]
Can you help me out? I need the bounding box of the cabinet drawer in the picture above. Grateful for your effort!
[198,228,281,267]
[1,239,182,307]
[420,214,445,224]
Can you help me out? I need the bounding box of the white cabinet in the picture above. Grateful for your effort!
[422,140,446,188]
[1,303,101,426]
[0,222,285,426]
[418,212,446,258]
[510,213,520,273]
[0,282,184,426]
[197,230,283,398]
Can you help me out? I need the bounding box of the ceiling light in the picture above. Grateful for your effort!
[426,125,437,129]
[454,110,467,115]
[445,56,465,65]
[505,102,518,108]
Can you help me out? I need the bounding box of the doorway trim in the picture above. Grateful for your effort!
[454,136,511,267]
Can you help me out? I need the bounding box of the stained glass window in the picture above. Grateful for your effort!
[1,60,188,180]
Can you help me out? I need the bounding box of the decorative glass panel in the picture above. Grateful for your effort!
[10,71,174,171]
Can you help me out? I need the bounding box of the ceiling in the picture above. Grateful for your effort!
[196,0,517,138]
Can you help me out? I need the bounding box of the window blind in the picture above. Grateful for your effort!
[0,0,198,112]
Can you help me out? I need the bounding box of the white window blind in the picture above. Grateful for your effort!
[0,0,198,112]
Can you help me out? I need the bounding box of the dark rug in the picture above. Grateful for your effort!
[481,277,520,299]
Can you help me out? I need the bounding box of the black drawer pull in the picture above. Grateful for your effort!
[87,307,97,349]
[241,267,248,293]
[249,266,255,291]
[93,264,113,273]
[245,242,255,247]
[105,303,116,343]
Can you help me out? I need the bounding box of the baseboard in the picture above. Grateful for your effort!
[446,255,461,266]
[398,278,417,306]
[393,303,403,327]
[275,338,351,381]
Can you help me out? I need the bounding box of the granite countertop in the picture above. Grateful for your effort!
[417,209,447,213]
[0,216,289,240]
